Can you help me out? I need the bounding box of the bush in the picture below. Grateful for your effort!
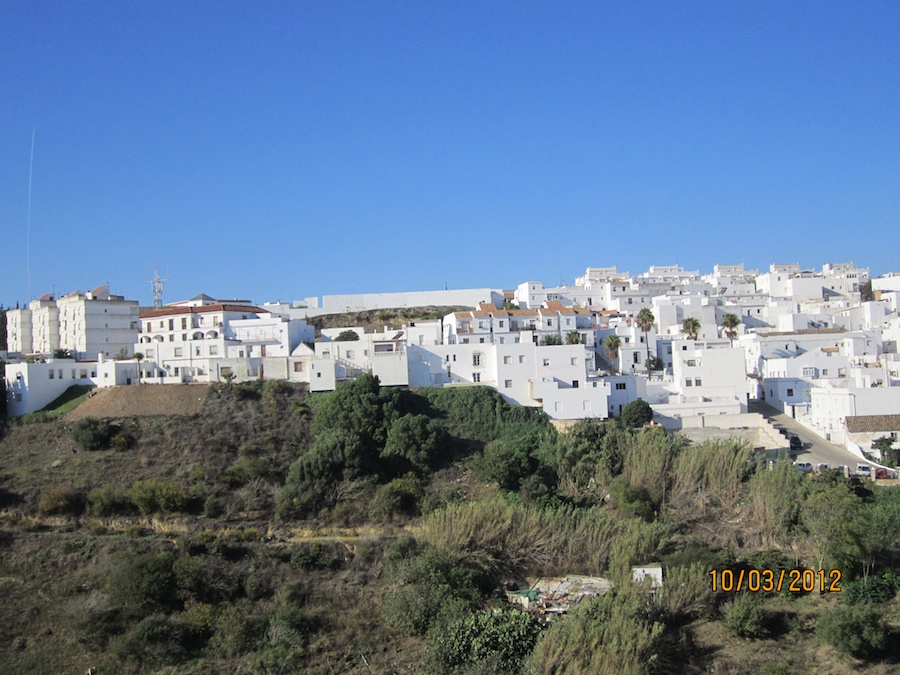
[70,417,115,451]
[843,573,900,605]
[223,456,269,487]
[38,485,86,515]
[108,550,179,616]
[87,484,133,516]
[114,613,184,663]
[817,604,888,658]
[620,399,654,427]
[723,593,770,638]
[372,474,424,520]
[426,609,545,674]
[128,480,189,514]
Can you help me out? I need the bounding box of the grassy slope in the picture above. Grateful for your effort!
[0,384,898,673]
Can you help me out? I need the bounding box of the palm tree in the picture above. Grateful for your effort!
[636,308,655,373]
[604,334,621,374]
[721,313,741,345]
[682,317,701,341]
[133,352,144,384]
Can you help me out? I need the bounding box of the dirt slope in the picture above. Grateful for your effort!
[66,383,211,420]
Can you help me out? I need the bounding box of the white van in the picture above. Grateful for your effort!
[856,464,872,477]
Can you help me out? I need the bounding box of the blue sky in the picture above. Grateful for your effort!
[2,2,898,308]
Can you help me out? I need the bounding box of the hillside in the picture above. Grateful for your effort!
[1,380,899,673]
[66,384,212,421]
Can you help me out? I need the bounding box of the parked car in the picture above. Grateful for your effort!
[794,461,813,473]
[856,464,872,477]
[815,463,829,473]
[789,435,802,452]
[875,467,893,479]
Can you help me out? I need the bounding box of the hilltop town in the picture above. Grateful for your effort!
[5,261,899,463]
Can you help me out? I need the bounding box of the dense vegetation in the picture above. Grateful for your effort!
[1,376,900,673]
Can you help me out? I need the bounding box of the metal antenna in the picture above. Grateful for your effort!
[150,268,167,309]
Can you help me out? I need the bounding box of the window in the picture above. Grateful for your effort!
[802,367,816,377]
[174,348,183,357]
[519,355,525,363]
[694,378,702,386]
[503,356,512,364]
[479,338,485,343]
[499,337,505,344]
[294,362,304,372]
[168,319,174,330]
[317,372,322,378]
[633,353,639,364]
[49,370,54,379]
[238,350,244,358]
[195,347,201,356]
[616,382,626,390]
[209,346,218,356]
[685,379,693,387]
[572,380,579,388]
[473,373,481,382]
[546,319,552,327]
[543,358,550,366]
[169,335,174,342]
[787,388,794,397]
[181,318,187,329]
[822,369,828,376]
[504,379,512,388]
[499,320,505,328]
[473,353,482,366]
[682,345,688,351]
[452,355,456,362]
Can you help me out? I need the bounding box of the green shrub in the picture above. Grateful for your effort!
[223,456,269,487]
[817,604,888,658]
[108,551,179,616]
[372,474,423,520]
[128,480,189,514]
[843,574,900,605]
[70,417,115,451]
[620,399,654,428]
[87,484,133,516]
[38,485,86,515]
[723,593,770,638]
[114,613,184,663]
[209,603,264,657]
[110,430,137,451]
[426,608,544,674]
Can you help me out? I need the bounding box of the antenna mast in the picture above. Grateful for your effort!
[150,268,167,309]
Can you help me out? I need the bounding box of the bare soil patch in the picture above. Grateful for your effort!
[66,383,211,420]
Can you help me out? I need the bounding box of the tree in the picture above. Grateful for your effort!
[721,313,741,345]
[382,413,448,475]
[682,317,701,341]
[133,352,144,384]
[52,348,73,359]
[636,308,655,372]
[620,399,654,427]
[334,330,359,342]
[565,331,581,345]
[604,335,621,374]
[541,334,562,346]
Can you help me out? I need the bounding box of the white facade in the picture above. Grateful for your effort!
[6,308,33,355]
[57,286,140,359]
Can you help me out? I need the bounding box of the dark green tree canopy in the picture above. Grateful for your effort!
[334,330,360,342]
[620,399,654,428]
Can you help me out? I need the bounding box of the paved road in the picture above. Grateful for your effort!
[749,400,866,470]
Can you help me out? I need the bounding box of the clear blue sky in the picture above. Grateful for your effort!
[2,1,898,307]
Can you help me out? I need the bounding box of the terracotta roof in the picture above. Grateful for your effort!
[140,304,268,319]
[846,415,900,433]
[821,347,839,353]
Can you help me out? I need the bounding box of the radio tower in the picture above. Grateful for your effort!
[150,268,167,309]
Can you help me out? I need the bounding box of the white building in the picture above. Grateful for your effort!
[57,285,140,359]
